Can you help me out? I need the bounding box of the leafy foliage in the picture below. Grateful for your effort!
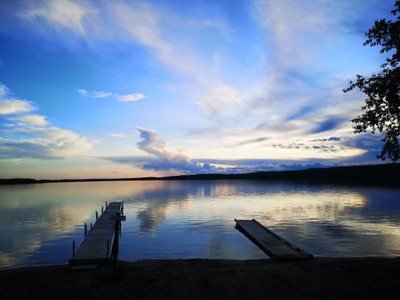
[344,1,400,162]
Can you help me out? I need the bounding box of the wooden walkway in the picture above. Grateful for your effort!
[69,202,124,266]
[235,219,313,260]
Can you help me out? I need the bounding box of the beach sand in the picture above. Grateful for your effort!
[1,257,400,299]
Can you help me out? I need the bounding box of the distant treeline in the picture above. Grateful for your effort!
[163,163,400,186]
[1,163,399,187]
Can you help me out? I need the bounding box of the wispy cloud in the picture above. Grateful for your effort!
[0,84,7,96]
[77,89,145,101]
[93,91,112,98]
[77,89,112,98]
[5,0,386,175]
[19,0,98,35]
[117,93,146,102]
[110,133,131,138]
[77,89,88,96]
[17,1,246,123]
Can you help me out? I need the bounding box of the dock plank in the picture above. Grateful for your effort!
[69,202,123,265]
[235,219,313,260]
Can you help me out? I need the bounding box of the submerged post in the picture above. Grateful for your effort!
[90,223,93,230]
[72,241,75,257]
[84,222,87,236]
[101,206,104,214]
[96,211,98,220]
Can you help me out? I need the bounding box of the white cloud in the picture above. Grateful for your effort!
[2,126,92,159]
[0,137,55,159]
[77,89,143,101]
[0,83,92,159]
[43,126,92,156]
[118,93,146,102]
[78,89,111,98]
[93,91,112,98]
[107,2,172,62]
[254,0,345,69]
[0,84,7,96]
[18,1,249,121]
[110,133,130,138]
[136,127,218,174]
[77,89,88,96]
[9,1,380,166]
[8,114,48,126]
[0,99,36,115]
[194,81,244,120]
[20,0,98,35]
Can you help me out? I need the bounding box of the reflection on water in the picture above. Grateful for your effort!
[1,180,400,269]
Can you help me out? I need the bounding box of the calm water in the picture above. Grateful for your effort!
[1,180,400,269]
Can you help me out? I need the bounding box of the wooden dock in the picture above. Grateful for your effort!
[235,219,313,260]
[69,202,124,267]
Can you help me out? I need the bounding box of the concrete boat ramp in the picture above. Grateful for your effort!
[235,219,313,260]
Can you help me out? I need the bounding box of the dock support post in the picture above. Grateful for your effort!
[106,201,108,208]
[101,206,104,214]
[72,241,75,257]
[90,223,93,231]
[84,222,87,236]
[96,211,98,220]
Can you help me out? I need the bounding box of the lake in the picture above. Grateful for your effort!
[1,180,399,269]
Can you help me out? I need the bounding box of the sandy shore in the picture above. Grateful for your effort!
[1,257,400,299]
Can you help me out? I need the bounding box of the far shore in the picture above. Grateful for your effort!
[1,163,400,186]
[1,257,400,299]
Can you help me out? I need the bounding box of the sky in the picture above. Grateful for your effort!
[0,0,396,179]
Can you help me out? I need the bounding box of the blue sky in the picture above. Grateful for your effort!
[0,0,395,179]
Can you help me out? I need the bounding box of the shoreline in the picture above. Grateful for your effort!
[2,257,400,299]
[1,163,400,187]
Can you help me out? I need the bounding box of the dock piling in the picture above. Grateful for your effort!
[72,241,75,257]
[84,222,87,236]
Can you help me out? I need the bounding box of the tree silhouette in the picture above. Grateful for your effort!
[344,1,400,162]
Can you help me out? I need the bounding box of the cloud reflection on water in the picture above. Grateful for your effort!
[1,181,400,268]
[118,180,400,258]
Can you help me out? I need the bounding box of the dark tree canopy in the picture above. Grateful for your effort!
[344,0,400,162]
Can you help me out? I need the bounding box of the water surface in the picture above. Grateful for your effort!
[1,180,399,269]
